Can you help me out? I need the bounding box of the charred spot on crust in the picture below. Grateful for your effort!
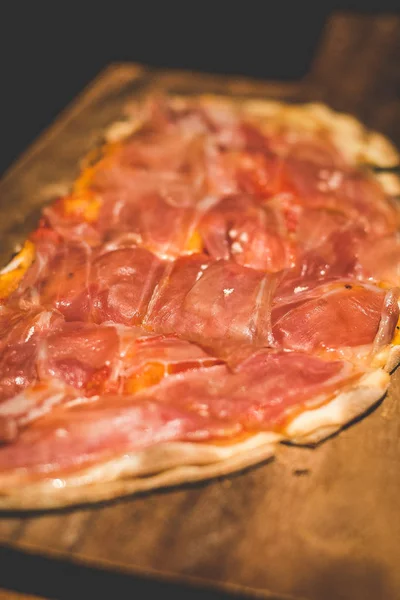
[369,164,400,175]
[345,284,352,289]
[293,468,310,476]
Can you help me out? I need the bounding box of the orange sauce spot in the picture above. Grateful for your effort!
[206,432,253,446]
[392,319,400,345]
[167,358,221,375]
[74,141,122,193]
[377,280,393,290]
[63,190,101,222]
[73,166,97,193]
[185,230,203,254]
[124,362,166,394]
[0,240,35,299]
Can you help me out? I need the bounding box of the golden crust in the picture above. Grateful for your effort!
[1,95,399,510]
[240,98,400,170]
[0,433,280,510]
[284,369,389,444]
[0,369,391,510]
[111,94,400,170]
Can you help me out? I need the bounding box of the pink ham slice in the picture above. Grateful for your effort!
[43,202,102,247]
[0,307,63,404]
[0,321,118,441]
[0,308,65,440]
[295,208,351,253]
[38,323,120,394]
[38,244,162,325]
[90,247,163,325]
[0,351,355,485]
[199,195,294,272]
[89,167,205,258]
[355,235,400,287]
[38,242,94,321]
[103,191,201,259]
[9,225,62,302]
[339,174,399,237]
[283,222,400,293]
[117,130,206,180]
[0,398,219,487]
[0,325,221,443]
[204,129,345,200]
[162,350,355,427]
[206,147,284,198]
[44,180,201,258]
[118,334,222,381]
[275,227,362,300]
[144,255,276,346]
[272,283,399,353]
[281,160,399,237]
[373,288,400,353]
[0,381,75,444]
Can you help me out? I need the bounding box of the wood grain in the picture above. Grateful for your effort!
[0,11,400,600]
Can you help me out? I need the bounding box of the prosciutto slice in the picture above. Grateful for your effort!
[0,351,355,485]
[0,307,63,403]
[355,234,400,287]
[0,321,118,439]
[0,321,224,441]
[280,160,399,237]
[35,244,162,325]
[145,255,276,346]
[38,323,120,394]
[38,241,94,321]
[116,333,222,394]
[90,247,163,325]
[103,190,202,259]
[272,283,399,354]
[199,195,294,271]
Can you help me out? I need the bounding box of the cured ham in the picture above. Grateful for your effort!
[45,175,203,257]
[102,190,202,259]
[144,255,277,346]
[355,234,400,287]
[35,244,162,325]
[278,160,399,237]
[38,242,93,321]
[0,320,118,439]
[0,307,64,403]
[38,323,120,393]
[90,247,163,325]
[0,351,355,485]
[272,283,399,355]
[117,333,222,393]
[275,227,362,299]
[199,194,294,271]
[0,95,399,499]
[0,320,223,440]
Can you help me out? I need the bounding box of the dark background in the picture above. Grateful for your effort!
[0,3,398,175]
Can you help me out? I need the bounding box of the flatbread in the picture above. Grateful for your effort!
[0,95,399,510]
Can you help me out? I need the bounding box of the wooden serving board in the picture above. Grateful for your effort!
[1,12,400,600]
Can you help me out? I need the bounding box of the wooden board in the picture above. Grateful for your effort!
[1,12,400,600]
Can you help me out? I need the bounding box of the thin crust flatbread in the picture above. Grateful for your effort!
[0,95,399,510]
